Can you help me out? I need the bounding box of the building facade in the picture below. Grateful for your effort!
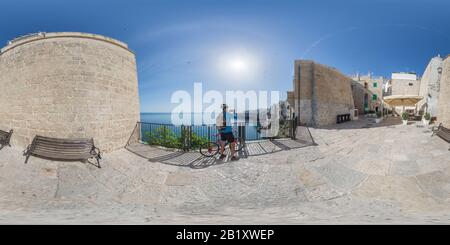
[350,73,384,114]
[437,55,450,128]
[390,72,421,95]
[418,55,443,118]
[292,60,355,126]
[388,72,421,114]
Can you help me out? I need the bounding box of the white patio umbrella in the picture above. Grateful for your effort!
[383,95,424,115]
[383,95,424,107]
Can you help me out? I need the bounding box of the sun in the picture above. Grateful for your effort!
[229,58,247,73]
[217,51,259,80]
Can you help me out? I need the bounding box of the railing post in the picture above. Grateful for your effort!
[188,126,192,150]
[181,125,185,151]
[291,120,296,139]
[207,126,211,141]
[181,125,190,151]
[126,122,140,147]
[137,122,141,142]
[238,124,246,141]
[163,125,167,146]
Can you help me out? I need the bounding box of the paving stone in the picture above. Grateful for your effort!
[164,172,193,186]
[389,160,420,176]
[54,164,98,199]
[1,118,450,224]
[314,163,367,190]
[392,154,409,161]
[415,171,450,201]
[353,158,391,176]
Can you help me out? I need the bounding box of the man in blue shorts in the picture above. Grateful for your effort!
[216,104,238,161]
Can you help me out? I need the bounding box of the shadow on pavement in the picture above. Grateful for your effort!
[126,136,315,169]
[315,116,403,130]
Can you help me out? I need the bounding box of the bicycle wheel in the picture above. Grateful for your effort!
[235,137,245,152]
[199,142,220,157]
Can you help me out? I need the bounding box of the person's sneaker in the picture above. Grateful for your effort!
[219,154,226,160]
[230,156,239,161]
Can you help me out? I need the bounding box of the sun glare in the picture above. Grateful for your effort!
[216,50,260,82]
[229,58,247,73]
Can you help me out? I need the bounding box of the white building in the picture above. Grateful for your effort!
[418,55,443,118]
[388,72,422,115]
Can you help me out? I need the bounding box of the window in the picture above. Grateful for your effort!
[409,83,413,86]
[364,82,368,89]
[372,94,377,101]
[373,82,377,88]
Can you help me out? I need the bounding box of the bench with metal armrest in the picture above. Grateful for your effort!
[24,135,102,168]
[432,123,450,151]
[0,129,13,150]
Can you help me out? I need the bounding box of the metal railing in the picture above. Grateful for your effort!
[135,120,297,150]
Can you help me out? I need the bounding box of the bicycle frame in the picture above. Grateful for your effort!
[199,127,245,158]
[215,128,240,146]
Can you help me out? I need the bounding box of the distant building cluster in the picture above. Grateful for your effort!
[286,54,450,127]
[350,73,385,115]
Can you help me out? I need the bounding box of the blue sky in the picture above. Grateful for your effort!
[1,0,449,112]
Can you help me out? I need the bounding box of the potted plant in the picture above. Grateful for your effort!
[422,112,431,126]
[375,111,383,123]
[401,112,408,125]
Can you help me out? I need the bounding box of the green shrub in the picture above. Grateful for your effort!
[189,132,210,149]
[145,126,209,149]
[145,126,182,149]
[424,112,431,120]
[401,112,409,120]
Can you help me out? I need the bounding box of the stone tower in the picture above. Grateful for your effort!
[437,56,450,127]
[0,32,140,152]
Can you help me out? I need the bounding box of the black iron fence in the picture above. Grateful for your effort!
[135,120,297,151]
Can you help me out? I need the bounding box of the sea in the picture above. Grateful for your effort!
[141,112,211,125]
[140,112,261,140]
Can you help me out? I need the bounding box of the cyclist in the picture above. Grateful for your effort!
[216,104,238,161]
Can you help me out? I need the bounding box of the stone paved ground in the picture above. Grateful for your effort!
[0,117,449,224]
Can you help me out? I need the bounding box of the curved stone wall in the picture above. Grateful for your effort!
[438,56,450,127]
[418,56,443,116]
[0,32,140,152]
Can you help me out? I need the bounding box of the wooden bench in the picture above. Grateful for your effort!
[432,123,450,151]
[24,135,102,168]
[0,129,13,150]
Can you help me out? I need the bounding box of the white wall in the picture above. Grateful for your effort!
[391,73,417,80]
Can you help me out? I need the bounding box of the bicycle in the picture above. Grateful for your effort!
[199,128,245,157]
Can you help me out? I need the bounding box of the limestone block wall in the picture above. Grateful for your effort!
[293,60,355,126]
[437,56,450,127]
[293,60,313,125]
[313,63,355,125]
[391,78,421,96]
[418,56,443,117]
[351,81,369,114]
[298,99,312,125]
[0,32,140,152]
